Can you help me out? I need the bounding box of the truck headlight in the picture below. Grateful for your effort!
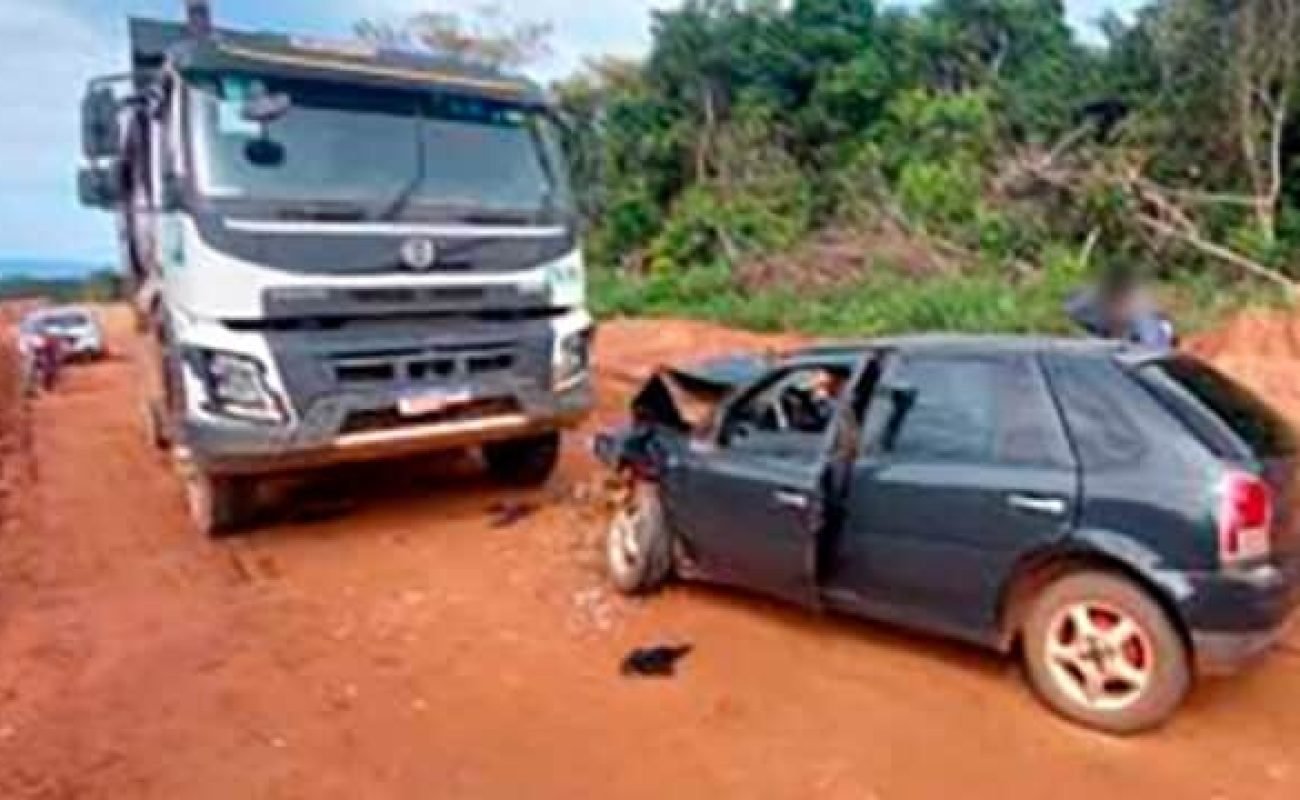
[555,328,592,388]
[200,351,287,424]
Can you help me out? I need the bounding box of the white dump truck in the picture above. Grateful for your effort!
[78,3,592,533]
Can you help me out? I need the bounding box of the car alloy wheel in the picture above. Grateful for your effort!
[605,481,672,595]
[607,498,646,579]
[1043,601,1154,713]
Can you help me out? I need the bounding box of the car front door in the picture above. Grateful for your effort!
[667,359,867,606]
[825,351,1079,641]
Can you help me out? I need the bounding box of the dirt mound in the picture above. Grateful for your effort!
[736,222,952,294]
[1186,308,1300,362]
[1186,307,1300,426]
[0,327,30,534]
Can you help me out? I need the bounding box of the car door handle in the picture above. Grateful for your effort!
[773,490,810,510]
[1007,494,1067,516]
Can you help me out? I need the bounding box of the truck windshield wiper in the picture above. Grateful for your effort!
[379,116,428,222]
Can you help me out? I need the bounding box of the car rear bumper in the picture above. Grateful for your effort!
[1184,560,1300,675]
[1193,623,1295,675]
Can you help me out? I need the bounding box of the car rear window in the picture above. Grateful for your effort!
[1137,356,1296,459]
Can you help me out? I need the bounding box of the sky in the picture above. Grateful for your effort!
[0,0,1139,267]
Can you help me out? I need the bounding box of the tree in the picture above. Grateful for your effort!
[554,0,1300,290]
[1229,0,1300,243]
[1144,0,1300,243]
[356,3,553,70]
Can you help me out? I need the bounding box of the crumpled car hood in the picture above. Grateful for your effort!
[596,352,773,470]
[632,353,772,431]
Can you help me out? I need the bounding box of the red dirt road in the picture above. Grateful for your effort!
[2,307,1300,799]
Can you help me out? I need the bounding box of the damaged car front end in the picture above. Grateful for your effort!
[593,353,782,594]
[594,354,772,476]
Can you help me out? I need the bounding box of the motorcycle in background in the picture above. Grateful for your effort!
[20,331,64,395]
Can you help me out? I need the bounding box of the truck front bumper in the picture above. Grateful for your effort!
[181,381,591,475]
[174,310,593,475]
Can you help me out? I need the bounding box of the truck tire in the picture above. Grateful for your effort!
[606,482,672,595]
[482,431,561,487]
[186,471,258,537]
[1020,571,1190,735]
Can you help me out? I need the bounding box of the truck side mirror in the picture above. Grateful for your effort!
[159,172,187,212]
[82,86,122,159]
[78,163,121,209]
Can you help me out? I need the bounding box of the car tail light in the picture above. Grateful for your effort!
[1217,471,1273,565]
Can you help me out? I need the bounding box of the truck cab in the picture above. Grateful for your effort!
[78,14,592,533]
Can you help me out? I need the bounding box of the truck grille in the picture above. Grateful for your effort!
[331,342,517,386]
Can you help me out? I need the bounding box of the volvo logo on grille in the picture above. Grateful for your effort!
[400,237,438,271]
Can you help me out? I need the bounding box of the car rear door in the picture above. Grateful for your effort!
[826,350,1079,640]
[667,357,870,607]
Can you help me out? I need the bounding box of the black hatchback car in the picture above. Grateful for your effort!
[595,336,1299,734]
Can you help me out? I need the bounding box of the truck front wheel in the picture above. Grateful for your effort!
[185,470,258,537]
[482,431,561,487]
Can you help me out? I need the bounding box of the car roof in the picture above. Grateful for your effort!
[787,334,1160,364]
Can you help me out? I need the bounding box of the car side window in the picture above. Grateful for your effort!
[994,355,1073,467]
[878,354,1072,467]
[1046,355,1148,469]
[889,357,998,462]
[723,364,854,461]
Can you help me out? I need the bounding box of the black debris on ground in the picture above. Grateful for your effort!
[487,500,538,528]
[620,644,693,678]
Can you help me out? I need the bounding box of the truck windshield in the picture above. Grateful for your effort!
[187,73,571,219]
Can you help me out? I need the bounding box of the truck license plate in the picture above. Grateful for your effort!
[397,388,472,418]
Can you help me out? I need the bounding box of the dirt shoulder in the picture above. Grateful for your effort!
[1,306,1298,799]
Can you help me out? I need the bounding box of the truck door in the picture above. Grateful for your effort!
[667,357,869,606]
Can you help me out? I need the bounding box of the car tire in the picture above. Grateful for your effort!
[1021,571,1190,735]
[607,482,672,595]
[186,470,257,538]
[482,431,561,487]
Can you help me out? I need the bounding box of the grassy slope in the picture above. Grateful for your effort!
[592,261,1288,338]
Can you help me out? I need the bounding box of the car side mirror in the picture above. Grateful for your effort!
[881,383,917,452]
[82,86,121,159]
[77,163,120,209]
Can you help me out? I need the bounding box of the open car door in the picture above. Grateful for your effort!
[665,355,874,607]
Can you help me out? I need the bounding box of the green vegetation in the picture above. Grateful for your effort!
[0,270,124,304]
[548,0,1300,335]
